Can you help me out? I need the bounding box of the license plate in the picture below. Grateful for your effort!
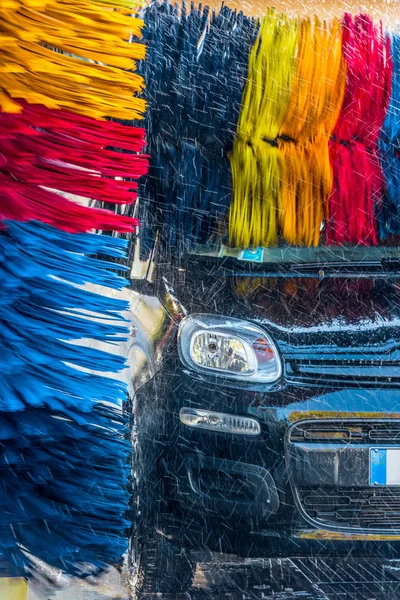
[370,448,400,486]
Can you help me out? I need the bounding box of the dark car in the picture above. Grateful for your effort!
[129,242,400,596]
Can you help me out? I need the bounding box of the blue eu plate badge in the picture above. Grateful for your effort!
[370,448,400,486]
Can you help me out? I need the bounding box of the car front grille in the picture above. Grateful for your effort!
[298,487,400,530]
[288,420,400,531]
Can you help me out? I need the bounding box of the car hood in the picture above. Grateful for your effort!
[231,276,400,334]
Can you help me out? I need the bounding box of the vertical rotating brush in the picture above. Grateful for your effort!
[0,0,148,577]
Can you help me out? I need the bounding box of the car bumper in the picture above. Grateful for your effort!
[136,366,400,557]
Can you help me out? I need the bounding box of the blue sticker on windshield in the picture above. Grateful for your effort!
[239,247,264,262]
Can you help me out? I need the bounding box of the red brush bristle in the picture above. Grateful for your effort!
[327,14,393,245]
[0,102,148,232]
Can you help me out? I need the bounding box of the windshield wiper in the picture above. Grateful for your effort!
[191,254,400,279]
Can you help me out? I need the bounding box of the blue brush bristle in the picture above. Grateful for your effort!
[0,221,131,575]
[135,2,258,258]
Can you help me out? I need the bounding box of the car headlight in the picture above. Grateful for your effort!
[178,315,282,383]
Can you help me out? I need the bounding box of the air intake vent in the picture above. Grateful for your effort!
[298,487,400,530]
[290,420,400,445]
[369,428,400,442]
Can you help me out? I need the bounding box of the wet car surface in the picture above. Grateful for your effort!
[131,258,400,564]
